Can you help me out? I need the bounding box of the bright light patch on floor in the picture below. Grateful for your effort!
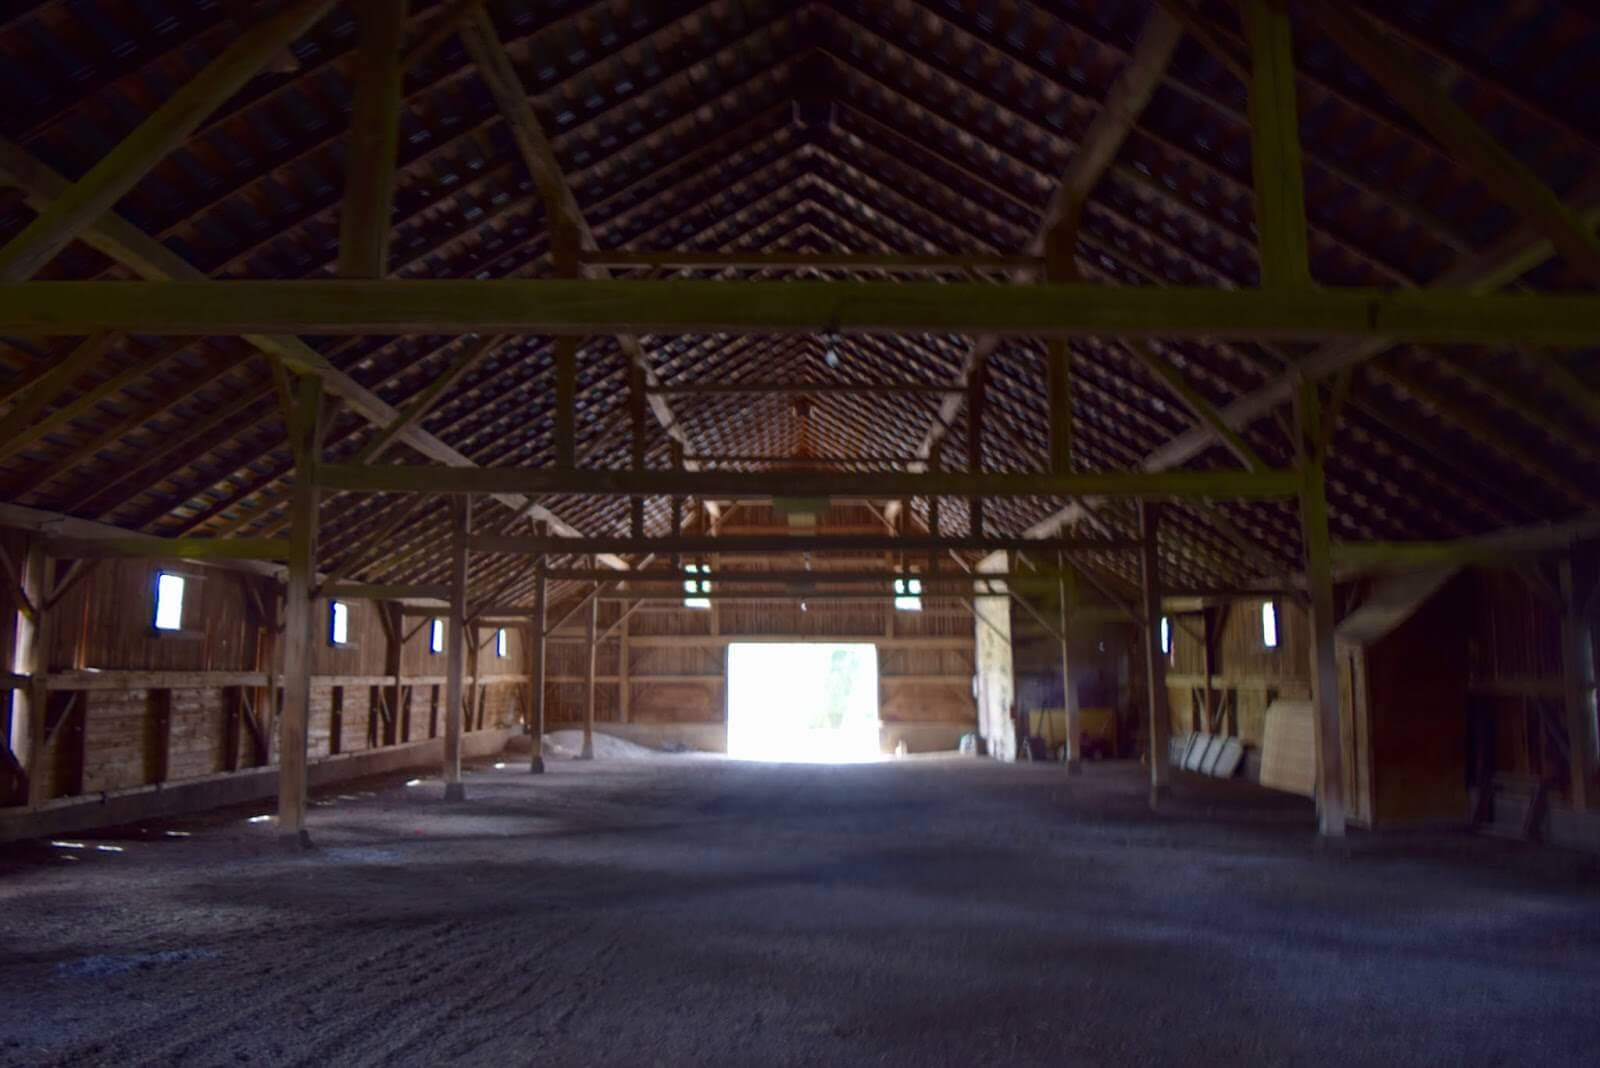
[246,814,272,824]
[49,840,85,850]
[726,643,880,763]
[95,844,124,853]
[405,778,424,787]
[493,762,507,770]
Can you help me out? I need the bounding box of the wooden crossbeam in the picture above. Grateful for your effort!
[459,7,693,463]
[1308,4,1600,286]
[0,332,120,448]
[467,533,1138,556]
[648,381,964,395]
[325,582,450,602]
[0,138,620,566]
[0,0,336,281]
[3,280,1599,345]
[580,251,1042,271]
[44,536,290,561]
[915,7,1184,472]
[338,0,408,279]
[319,464,1298,500]
[1025,176,1600,538]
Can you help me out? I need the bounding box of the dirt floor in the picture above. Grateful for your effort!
[2,751,1599,1066]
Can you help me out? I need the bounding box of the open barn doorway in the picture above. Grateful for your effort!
[726,643,881,762]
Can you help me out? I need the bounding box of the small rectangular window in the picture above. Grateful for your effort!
[153,572,185,631]
[1159,616,1172,655]
[329,601,350,646]
[893,576,923,612]
[683,563,711,610]
[496,628,508,658]
[1262,600,1279,649]
[429,618,444,654]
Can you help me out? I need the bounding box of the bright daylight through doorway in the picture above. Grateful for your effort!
[726,643,880,763]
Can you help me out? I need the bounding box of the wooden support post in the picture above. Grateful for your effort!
[10,538,47,805]
[555,337,578,469]
[1295,378,1346,836]
[278,373,322,846]
[442,495,471,800]
[629,359,647,539]
[1045,229,1074,474]
[1201,606,1218,733]
[580,594,597,760]
[337,0,407,279]
[1057,552,1081,772]
[618,607,631,724]
[528,562,547,773]
[382,600,403,745]
[1243,0,1311,289]
[0,0,335,281]
[1139,502,1171,802]
[1559,554,1597,812]
[967,358,985,537]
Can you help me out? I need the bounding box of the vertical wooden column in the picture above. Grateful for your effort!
[528,561,547,773]
[11,537,48,806]
[580,594,597,760]
[1057,552,1081,772]
[617,606,631,724]
[442,495,471,800]
[967,358,985,538]
[1138,502,1170,802]
[629,359,647,539]
[1045,227,1074,475]
[278,373,322,845]
[1559,553,1597,813]
[1243,0,1312,290]
[337,0,406,279]
[1295,379,1346,836]
[381,600,403,745]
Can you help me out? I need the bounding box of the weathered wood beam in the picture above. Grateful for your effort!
[528,565,546,773]
[351,334,504,464]
[45,536,290,561]
[467,533,1139,556]
[1307,4,1600,286]
[0,0,336,281]
[1295,376,1345,836]
[918,7,1183,471]
[0,332,119,448]
[580,594,597,760]
[648,381,964,395]
[458,6,693,466]
[1138,502,1171,802]
[0,139,619,565]
[321,464,1300,500]
[580,251,1043,271]
[1331,515,1600,571]
[5,280,1599,345]
[1242,0,1311,288]
[324,582,450,602]
[1123,338,1268,471]
[442,496,470,800]
[338,0,407,279]
[278,374,322,846]
[1023,176,1600,539]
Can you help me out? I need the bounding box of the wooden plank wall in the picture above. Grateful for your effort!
[2,552,521,807]
[542,588,976,750]
[1165,597,1310,747]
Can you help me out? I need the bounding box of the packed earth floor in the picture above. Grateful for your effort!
[2,751,1599,1066]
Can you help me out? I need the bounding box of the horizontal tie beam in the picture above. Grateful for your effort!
[2,281,1599,346]
[315,464,1301,500]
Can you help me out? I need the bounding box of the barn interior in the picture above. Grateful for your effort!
[1,0,1599,1063]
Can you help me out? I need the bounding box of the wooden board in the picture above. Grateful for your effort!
[1259,699,1317,798]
